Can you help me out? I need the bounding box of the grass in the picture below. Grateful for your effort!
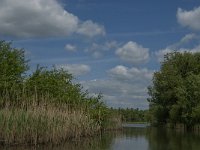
[0,89,122,146]
[0,103,100,145]
[0,88,122,146]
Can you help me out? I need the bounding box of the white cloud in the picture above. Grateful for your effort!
[93,41,119,51]
[155,33,199,62]
[92,51,103,58]
[155,48,174,62]
[177,6,200,31]
[171,33,197,49]
[179,33,197,44]
[85,41,119,58]
[190,44,200,53]
[165,7,200,62]
[56,64,91,76]
[0,0,105,38]
[109,66,129,79]
[108,65,153,83]
[65,44,77,52]
[81,66,154,109]
[102,94,149,108]
[76,20,105,37]
[156,45,200,62]
[82,79,149,109]
[104,41,119,50]
[116,41,149,64]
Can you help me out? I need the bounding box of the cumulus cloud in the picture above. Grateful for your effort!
[177,6,200,31]
[116,41,149,64]
[108,65,153,83]
[65,44,77,52]
[0,0,105,37]
[81,65,154,109]
[56,64,91,76]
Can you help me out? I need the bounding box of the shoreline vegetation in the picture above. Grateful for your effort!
[0,41,122,146]
[148,51,200,131]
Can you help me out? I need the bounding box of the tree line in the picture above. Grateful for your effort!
[110,107,149,123]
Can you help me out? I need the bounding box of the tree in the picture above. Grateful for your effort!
[25,66,87,105]
[148,52,200,129]
[0,41,28,100]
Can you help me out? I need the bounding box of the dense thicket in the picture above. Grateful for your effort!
[148,51,200,129]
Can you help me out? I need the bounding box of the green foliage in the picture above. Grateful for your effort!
[25,66,78,104]
[110,107,148,123]
[0,41,119,143]
[0,41,28,100]
[148,51,200,129]
[24,67,112,128]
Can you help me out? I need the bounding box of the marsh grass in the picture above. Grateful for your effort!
[0,85,122,146]
[0,81,122,146]
[0,103,100,145]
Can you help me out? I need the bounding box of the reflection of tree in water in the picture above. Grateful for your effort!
[146,127,200,150]
[122,127,147,138]
[3,127,200,150]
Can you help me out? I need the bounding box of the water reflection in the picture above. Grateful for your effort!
[1,132,115,150]
[2,124,200,150]
[147,127,200,150]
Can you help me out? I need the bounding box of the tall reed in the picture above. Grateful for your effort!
[0,103,100,145]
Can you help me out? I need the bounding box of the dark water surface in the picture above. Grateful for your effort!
[3,124,200,150]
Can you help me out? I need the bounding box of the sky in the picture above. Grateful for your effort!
[1,0,200,109]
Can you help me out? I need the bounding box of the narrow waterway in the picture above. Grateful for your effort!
[3,124,200,150]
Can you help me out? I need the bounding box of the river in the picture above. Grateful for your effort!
[3,123,200,150]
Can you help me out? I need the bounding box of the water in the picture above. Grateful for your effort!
[3,124,200,150]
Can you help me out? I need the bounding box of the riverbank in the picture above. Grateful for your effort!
[0,103,122,146]
[0,104,100,145]
[4,123,200,150]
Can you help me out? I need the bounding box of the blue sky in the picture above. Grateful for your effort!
[1,0,200,109]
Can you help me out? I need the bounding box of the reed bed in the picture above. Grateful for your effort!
[0,104,100,145]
